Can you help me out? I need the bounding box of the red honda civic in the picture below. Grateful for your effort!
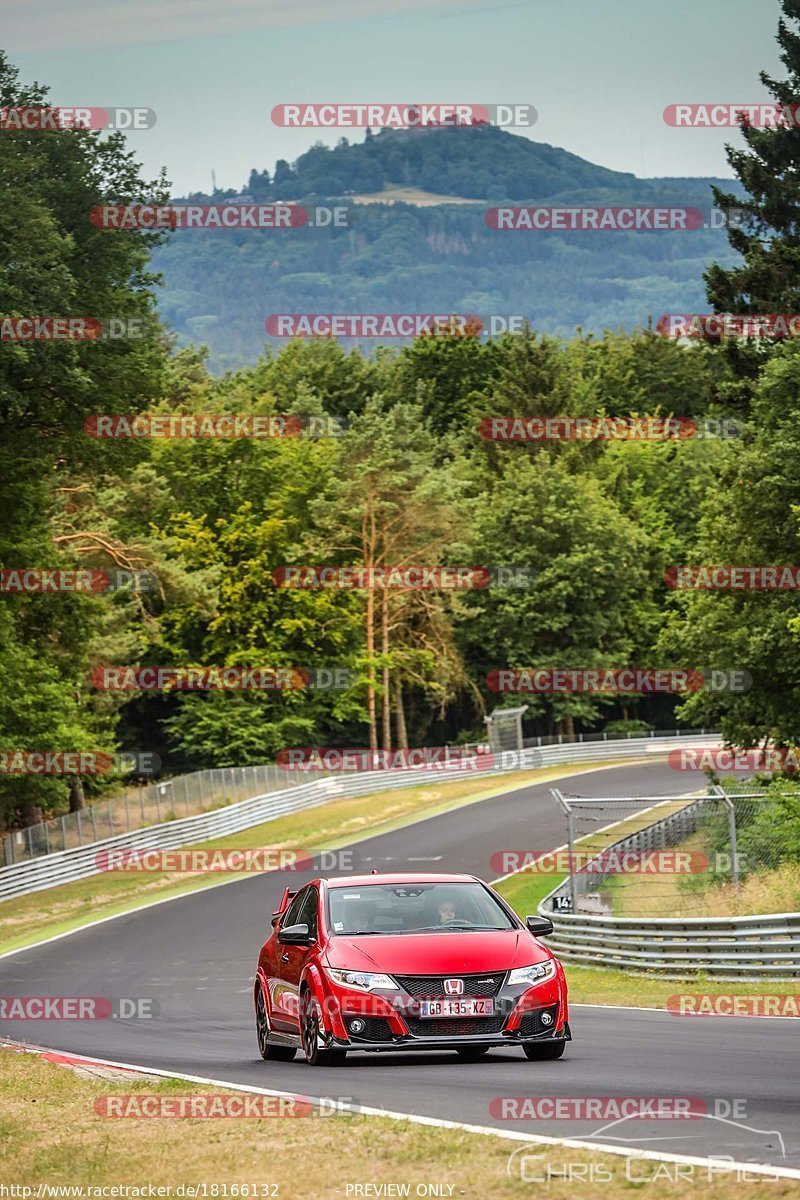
[253,872,570,1065]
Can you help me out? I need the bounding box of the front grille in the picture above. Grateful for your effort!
[518,1004,560,1039]
[394,972,506,998]
[404,1014,507,1037]
[347,1016,394,1042]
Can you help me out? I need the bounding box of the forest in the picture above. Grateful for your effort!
[1,20,798,830]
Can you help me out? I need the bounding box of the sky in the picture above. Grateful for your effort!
[3,0,782,196]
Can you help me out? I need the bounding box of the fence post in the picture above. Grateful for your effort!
[61,814,67,851]
[89,805,97,840]
[551,788,577,914]
[715,786,740,890]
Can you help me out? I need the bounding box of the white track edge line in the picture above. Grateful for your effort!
[6,1040,799,1181]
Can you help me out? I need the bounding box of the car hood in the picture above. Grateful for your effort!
[325,929,549,975]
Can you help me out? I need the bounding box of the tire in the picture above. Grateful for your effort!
[255,986,298,1062]
[300,990,347,1067]
[455,1046,491,1061]
[523,1039,566,1061]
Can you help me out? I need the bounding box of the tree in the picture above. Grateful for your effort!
[311,397,468,751]
[705,0,800,383]
[661,342,800,747]
[459,453,654,736]
[0,52,170,824]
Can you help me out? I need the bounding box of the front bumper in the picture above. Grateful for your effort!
[328,991,569,1051]
[330,1029,571,1052]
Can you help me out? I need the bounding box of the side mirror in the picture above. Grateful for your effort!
[526,915,554,938]
[278,922,312,946]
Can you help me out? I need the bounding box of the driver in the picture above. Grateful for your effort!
[437,899,457,923]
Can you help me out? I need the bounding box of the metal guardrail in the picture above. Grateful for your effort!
[539,791,800,978]
[0,734,716,903]
[3,726,712,867]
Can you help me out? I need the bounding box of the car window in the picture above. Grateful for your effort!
[281,887,308,929]
[296,886,318,941]
[327,882,515,934]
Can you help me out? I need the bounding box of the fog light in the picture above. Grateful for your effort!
[541,1012,553,1026]
[349,1018,365,1034]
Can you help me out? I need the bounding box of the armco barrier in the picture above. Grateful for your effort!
[538,791,800,979]
[0,734,715,903]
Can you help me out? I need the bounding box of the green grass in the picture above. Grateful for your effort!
[562,963,799,1008]
[5,1047,790,1198]
[495,795,695,929]
[494,793,800,1010]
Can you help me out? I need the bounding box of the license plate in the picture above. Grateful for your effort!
[418,998,494,1018]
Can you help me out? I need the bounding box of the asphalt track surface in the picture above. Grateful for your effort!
[2,761,799,1169]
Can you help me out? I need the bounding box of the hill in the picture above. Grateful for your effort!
[153,126,744,370]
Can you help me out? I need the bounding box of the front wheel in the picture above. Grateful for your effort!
[256,987,297,1062]
[455,1046,491,1061]
[300,991,347,1067]
[523,1039,566,1061]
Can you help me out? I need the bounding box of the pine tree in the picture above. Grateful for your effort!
[706,0,800,318]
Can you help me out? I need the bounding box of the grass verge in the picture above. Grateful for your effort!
[1,1048,794,1198]
[494,796,800,1010]
[494,795,695,931]
[0,759,636,957]
[606,848,800,919]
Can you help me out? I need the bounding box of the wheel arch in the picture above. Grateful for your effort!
[254,967,270,1013]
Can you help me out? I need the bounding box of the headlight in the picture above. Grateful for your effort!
[508,960,557,986]
[328,968,397,991]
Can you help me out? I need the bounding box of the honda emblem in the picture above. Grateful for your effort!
[443,978,464,995]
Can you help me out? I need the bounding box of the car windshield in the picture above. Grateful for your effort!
[326,882,516,935]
